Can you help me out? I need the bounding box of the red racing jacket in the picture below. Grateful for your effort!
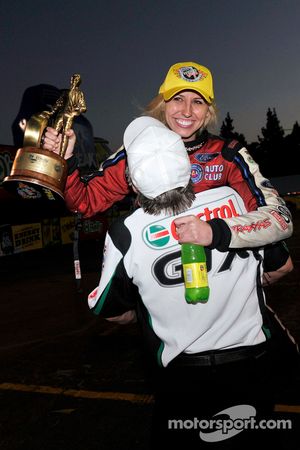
[64,130,293,250]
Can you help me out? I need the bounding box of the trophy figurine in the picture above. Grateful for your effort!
[3,74,87,200]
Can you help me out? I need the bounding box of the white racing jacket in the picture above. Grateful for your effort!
[88,187,289,367]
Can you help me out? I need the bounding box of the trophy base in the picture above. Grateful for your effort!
[3,147,68,201]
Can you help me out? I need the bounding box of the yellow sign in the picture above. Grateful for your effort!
[42,218,61,246]
[12,223,43,253]
[60,216,75,244]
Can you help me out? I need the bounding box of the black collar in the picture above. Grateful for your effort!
[184,130,209,153]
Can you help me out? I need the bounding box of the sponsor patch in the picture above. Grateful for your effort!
[191,164,203,183]
[204,164,224,181]
[277,205,292,222]
[227,139,239,149]
[143,192,242,249]
[145,225,170,248]
[231,219,272,233]
[261,179,275,189]
[270,209,289,230]
[195,153,220,163]
[16,182,42,199]
[176,66,207,83]
[88,287,98,300]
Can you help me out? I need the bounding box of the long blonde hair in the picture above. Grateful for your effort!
[142,93,218,135]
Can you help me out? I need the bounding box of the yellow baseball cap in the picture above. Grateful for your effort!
[159,61,214,104]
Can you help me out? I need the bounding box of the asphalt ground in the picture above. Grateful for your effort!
[0,211,300,449]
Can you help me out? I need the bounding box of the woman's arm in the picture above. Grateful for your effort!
[43,127,130,217]
[262,256,293,286]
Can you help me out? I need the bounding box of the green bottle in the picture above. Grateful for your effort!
[181,243,210,304]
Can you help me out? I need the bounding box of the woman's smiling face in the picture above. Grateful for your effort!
[164,90,211,141]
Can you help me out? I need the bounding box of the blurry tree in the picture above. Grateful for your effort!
[291,120,300,139]
[220,112,247,147]
[219,109,299,177]
[285,121,300,147]
[256,108,285,176]
[282,121,300,175]
[258,108,285,147]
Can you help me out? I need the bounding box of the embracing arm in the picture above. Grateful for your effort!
[175,147,293,251]
[43,127,130,218]
[262,241,293,286]
[262,256,293,286]
[220,146,293,248]
[105,310,137,325]
[64,149,130,217]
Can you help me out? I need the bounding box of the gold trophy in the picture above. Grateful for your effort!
[3,74,86,200]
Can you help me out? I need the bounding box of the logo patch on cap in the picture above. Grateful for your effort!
[175,66,208,83]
